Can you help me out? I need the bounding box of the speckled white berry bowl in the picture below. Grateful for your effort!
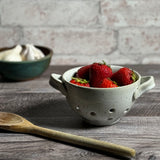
[49,65,155,126]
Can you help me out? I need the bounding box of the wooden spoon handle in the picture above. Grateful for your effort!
[30,125,135,158]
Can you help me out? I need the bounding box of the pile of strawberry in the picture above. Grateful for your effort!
[70,62,137,88]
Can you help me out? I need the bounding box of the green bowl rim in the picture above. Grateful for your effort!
[0,45,53,64]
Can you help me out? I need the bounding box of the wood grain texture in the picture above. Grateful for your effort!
[0,65,160,160]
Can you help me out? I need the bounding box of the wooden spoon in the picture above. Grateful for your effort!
[0,112,135,158]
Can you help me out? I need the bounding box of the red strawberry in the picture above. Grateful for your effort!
[77,65,91,80]
[111,67,137,86]
[89,62,112,87]
[99,78,118,88]
[70,77,90,87]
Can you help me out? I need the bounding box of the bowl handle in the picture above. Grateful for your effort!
[134,76,155,99]
[49,73,67,96]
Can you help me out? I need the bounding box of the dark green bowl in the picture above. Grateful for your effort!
[0,45,53,81]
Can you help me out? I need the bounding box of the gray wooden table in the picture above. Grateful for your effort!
[0,65,159,160]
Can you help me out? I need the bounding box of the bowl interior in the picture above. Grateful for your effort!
[0,45,53,64]
[63,65,140,83]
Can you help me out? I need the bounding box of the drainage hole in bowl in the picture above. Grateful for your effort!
[75,106,80,110]
[90,111,96,116]
[124,108,129,113]
[109,108,115,113]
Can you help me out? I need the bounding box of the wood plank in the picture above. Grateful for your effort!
[0,92,160,117]
[0,117,160,160]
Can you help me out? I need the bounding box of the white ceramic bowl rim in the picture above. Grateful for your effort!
[62,65,141,90]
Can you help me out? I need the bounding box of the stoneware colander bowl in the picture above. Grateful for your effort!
[49,65,155,126]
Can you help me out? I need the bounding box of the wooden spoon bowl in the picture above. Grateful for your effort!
[0,112,22,126]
